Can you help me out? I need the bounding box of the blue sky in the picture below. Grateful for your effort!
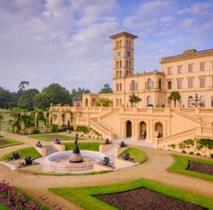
[0,0,212,92]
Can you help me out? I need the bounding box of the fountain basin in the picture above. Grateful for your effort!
[39,150,106,174]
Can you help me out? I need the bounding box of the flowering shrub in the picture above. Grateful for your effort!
[0,181,40,210]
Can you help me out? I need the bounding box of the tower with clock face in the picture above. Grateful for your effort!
[110,32,137,103]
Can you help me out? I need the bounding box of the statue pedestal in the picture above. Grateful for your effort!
[70,153,83,163]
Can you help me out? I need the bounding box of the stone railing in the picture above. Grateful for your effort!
[89,119,112,139]
[173,109,201,124]
[199,109,213,114]
[157,126,213,148]
[121,107,170,115]
[196,127,213,137]
[157,128,196,146]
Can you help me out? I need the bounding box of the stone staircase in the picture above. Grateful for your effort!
[89,118,114,140]
[173,109,205,126]
[99,108,119,120]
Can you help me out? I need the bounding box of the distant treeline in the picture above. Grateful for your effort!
[0,82,112,111]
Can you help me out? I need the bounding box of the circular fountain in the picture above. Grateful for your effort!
[39,134,107,174]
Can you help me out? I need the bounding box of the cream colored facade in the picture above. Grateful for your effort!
[50,32,213,153]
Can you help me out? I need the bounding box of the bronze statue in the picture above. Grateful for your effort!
[70,133,83,163]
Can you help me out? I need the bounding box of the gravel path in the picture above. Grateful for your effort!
[0,131,213,210]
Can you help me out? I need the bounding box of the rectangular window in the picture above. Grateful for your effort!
[200,78,205,88]
[188,78,194,88]
[116,84,119,91]
[168,81,172,89]
[200,62,205,71]
[211,96,213,107]
[177,65,182,74]
[117,51,121,57]
[167,67,172,75]
[127,51,131,57]
[177,79,182,89]
[188,63,193,72]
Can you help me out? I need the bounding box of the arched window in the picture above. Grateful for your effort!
[92,98,96,107]
[116,41,118,48]
[126,120,132,138]
[188,96,193,107]
[139,121,147,139]
[147,78,152,89]
[130,80,137,91]
[158,79,162,89]
[155,122,163,138]
[85,98,89,107]
[211,96,213,107]
[116,61,119,68]
[147,96,152,106]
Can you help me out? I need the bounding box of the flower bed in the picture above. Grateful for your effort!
[187,160,213,176]
[0,181,40,210]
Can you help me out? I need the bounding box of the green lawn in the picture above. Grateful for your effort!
[0,203,8,210]
[50,178,213,210]
[64,142,100,151]
[0,147,41,161]
[168,155,213,181]
[0,137,22,148]
[118,147,147,163]
[30,133,74,141]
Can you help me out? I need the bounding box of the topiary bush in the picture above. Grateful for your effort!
[196,138,213,150]
[51,124,58,133]
[32,128,40,134]
[76,126,90,134]
[168,144,176,149]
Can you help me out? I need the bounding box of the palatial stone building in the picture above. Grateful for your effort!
[50,32,213,151]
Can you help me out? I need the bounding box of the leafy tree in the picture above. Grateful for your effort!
[96,98,113,107]
[17,89,39,111]
[33,93,47,109]
[42,83,72,106]
[70,87,90,99]
[99,83,112,93]
[0,87,18,108]
[129,94,141,107]
[168,91,181,107]
[18,81,29,91]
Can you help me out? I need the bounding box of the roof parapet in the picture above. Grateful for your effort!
[110,32,138,39]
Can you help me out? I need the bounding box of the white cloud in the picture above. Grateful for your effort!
[177,2,211,15]
[0,0,119,92]
[0,0,212,92]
